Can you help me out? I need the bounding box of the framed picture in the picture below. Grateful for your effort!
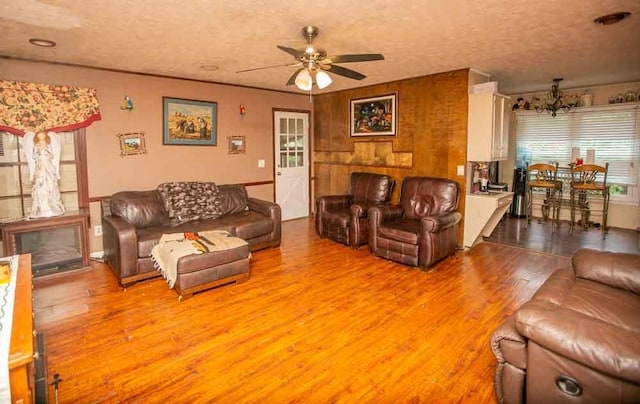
[117,132,147,156]
[350,93,397,137]
[228,136,246,154]
[163,97,217,146]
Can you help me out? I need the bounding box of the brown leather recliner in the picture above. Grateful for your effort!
[491,248,640,403]
[315,172,395,248]
[368,176,461,268]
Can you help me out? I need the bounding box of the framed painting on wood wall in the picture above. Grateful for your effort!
[350,93,397,137]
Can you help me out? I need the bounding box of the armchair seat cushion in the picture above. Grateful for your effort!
[378,218,420,245]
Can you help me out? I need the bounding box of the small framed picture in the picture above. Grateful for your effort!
[117,132,147,156]
[163,97,217,146]
[228,136,246,154]
[350,93,397,137]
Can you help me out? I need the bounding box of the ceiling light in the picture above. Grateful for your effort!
[29,38,56,47]
[535,78,572,117]
[594,11,631,25]
[295,69,312,91]
[315,70,332,89]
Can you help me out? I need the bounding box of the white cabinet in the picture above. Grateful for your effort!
[467,93,510,161]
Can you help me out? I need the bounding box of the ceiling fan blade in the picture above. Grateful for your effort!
[286,68,304,86]
[324,53,385,64]
[324,64,367,80]
[236,62,301,73]
[277,45,304,59]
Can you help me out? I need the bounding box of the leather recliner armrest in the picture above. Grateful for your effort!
[350,202,371,218]
[490,316,528,404]
[316,195,352,212]
[572,248,640,294]
[368,204,404,226]
[515,299,640,383]
[421,212,462,233]
[491,316,528,370]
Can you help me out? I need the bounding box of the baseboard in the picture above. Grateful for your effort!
[90,251,105,260]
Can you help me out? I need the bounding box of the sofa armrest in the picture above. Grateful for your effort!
[572,248,640,294]
[247,197,278,217]
[101,215,139,285]
[421,212,462,233]
[247,197,281,245]
[316,195,351,212]
[515,299,640,383]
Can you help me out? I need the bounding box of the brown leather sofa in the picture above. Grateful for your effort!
[491,248,640,403]
[368,176,461,268]
[101,184,280,287]
[315,172,395,247]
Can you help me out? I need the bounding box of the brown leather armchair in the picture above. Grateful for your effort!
[315,172,395,247]
[368,176,461,268]
[491,249,640,403]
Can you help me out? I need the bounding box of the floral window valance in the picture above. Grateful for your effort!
[0,80,101,136]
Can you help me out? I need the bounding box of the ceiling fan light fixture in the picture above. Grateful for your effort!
[315,70,332,89]
[295,69,312,91]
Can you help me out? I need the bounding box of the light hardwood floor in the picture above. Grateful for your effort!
[34,218,569,403]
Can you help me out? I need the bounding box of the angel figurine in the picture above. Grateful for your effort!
[23,131,65,218]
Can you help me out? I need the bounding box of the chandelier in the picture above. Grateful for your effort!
[535,78,572,117]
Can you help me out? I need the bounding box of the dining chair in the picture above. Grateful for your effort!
[570,162,610,238]
[525,162,562,232]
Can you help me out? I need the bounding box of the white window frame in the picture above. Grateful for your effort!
[515,104,640,205]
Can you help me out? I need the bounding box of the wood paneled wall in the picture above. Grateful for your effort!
[313,69,469,243]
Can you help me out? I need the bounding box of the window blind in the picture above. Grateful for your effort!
[515,104,639,186]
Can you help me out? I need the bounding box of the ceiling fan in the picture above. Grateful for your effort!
[236,26,384,91]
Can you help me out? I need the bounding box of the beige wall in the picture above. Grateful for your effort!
[0,59,310,252]
[503,81,640,230]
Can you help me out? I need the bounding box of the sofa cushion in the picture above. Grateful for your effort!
[157,182,223,226]
[218,184,249,215]
[111,190,169,228]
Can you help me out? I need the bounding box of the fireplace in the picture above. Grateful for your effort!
[1,211,89,277]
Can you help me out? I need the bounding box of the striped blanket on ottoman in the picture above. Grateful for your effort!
[151,230,248,289]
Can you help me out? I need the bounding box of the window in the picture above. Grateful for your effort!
[0,129,88,218]
[515,104,640,204]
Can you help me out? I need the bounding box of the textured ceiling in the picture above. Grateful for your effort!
[1,0,639,95]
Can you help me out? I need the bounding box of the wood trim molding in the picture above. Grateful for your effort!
[0,55,305,96]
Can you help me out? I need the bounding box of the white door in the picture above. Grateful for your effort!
[274,111,310,221]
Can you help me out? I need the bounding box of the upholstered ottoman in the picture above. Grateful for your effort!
[151,231,251,300]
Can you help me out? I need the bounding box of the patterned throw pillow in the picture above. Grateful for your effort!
[157,182,223,226]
